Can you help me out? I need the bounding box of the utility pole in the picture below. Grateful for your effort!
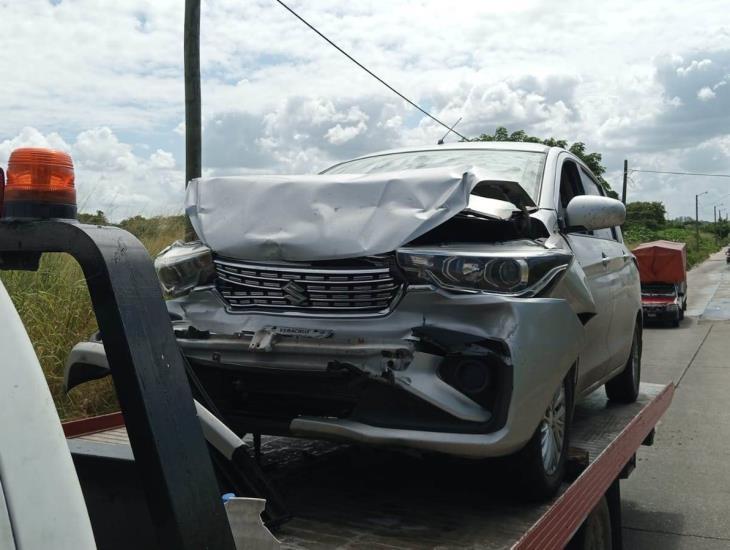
[696,191,708,251]
[695,194,699,250]
[621,159,628,204]
[184,0,202,241]
[715,205,717,223]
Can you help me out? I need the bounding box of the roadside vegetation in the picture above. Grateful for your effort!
[0,213,184,419]
[622,201,729,268]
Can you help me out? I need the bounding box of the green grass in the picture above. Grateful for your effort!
[0,215,184,420]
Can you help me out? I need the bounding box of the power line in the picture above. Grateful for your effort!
[272,0,469,141]
[630,168,730,179]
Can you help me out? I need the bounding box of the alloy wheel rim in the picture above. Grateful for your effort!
[540,385,566,476]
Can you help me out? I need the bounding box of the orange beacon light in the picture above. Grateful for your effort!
[2,147,77,219]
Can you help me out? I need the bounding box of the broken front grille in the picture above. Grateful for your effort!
[214,257,403,315]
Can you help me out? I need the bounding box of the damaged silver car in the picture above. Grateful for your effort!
[69,142,642,499]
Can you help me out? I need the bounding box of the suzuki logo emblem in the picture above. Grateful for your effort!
[282,281,309,306]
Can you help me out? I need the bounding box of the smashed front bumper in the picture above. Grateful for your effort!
[170,286,585,458]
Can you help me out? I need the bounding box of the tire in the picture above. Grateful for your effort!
[510,376,573,501]
[605,322,641,403]
[567,495,612,550]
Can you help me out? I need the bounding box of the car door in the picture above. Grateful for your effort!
[556,157,613,394]
[578,167,639,373]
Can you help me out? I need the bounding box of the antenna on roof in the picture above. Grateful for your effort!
[437,117,464,145]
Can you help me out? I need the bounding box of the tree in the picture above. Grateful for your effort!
[714,219,730,242]
[625,201,667,230]
[472,127,618,198]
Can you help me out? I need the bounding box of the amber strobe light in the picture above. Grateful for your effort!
[3,147,77,219]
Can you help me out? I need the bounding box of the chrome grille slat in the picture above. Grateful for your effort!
[225,302,391,311]
[221,292,393,303]
[215,259,391,276]
[218,274,398,294]
[214,258,402,316]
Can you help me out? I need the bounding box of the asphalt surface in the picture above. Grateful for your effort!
[622,248,730,549]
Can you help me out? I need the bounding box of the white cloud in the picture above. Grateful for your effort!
[676,58,712,76]
[73,127,138,171]
[149,149,176,169]
[697,86,716,101]
[325,121,367,145]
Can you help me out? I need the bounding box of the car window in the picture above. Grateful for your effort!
[558,159,583,212]
[579,168,616,240]
[323,149,546,203]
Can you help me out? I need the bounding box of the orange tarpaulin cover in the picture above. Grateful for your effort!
[632,240,687,283]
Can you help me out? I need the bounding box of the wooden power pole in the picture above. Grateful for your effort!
[621,159,628,204]
[184,0,201,241]
[695,191,708,251]
[695,194,700,251]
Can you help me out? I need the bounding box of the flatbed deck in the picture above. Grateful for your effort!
[65,382,673,549]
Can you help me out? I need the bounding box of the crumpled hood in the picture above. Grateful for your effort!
[186,166,519,261]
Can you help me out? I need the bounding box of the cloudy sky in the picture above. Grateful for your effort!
[1,0,729,220]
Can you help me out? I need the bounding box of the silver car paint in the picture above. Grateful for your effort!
[166,143,640,458]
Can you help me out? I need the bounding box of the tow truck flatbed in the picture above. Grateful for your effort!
[65,382,673,549]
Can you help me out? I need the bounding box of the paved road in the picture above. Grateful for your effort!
[622,248,730,549]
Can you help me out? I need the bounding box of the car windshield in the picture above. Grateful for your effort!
[323,149,546,202]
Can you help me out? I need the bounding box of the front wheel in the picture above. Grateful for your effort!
[511,376,573,501]
[605,322,641,403]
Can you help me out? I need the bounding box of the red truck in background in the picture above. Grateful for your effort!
[633,240,688,327]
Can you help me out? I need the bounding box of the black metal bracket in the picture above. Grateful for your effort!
[0,220,236,550]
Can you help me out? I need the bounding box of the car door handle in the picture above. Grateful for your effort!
[601,252,609,267]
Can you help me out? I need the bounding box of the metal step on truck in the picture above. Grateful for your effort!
[0,149,673,550]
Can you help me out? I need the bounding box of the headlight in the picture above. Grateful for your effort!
[396,247,572,296]
[154,241,215,297]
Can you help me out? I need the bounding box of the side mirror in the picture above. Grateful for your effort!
[565,195,626,231]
